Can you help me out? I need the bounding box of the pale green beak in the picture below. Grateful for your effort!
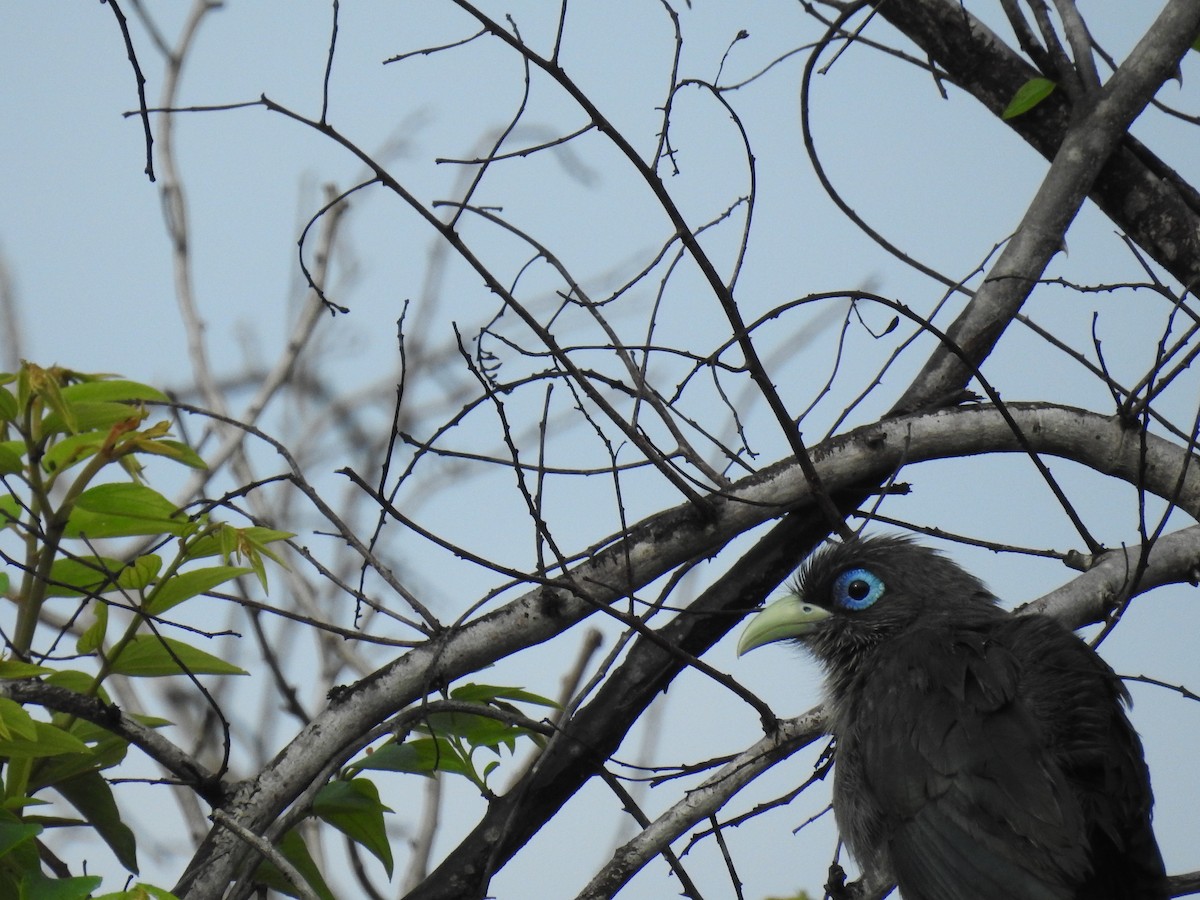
[737,594,832,656]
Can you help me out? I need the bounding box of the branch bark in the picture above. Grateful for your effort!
[175,402,1200,898]
[888,0,1200,414]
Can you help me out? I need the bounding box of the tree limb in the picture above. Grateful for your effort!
[174,402,1200,898]
[888,0,1200,414]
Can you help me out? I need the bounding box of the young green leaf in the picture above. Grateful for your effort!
[119,555,163,591]
[41,402,144,436]
[0,721,89,758]
[0,386,17,424]
[132,438,207,469]
[76,603,109,655]
[53,770,139,873]
[30,728,130,789]
[59,380,169,405]
[0,817,41,859]
[0,697,38,742]
[184,525,293,563]
[312,778,394,876]
[449,683,559,708]
[0,441,22,475]
[92,885,183,900]
[25,364,80,434]
[40,430,108,474]
[1002,77,1056,119]
[66,483,190,539]
[74,483,180,520]
[350,739,453,777]
[145,566,253,615]
[107,636,248,678]
[0,660,54,680]
[18,870,104,900]
[44,555,125,599]
[0,494,22,528]
[251,829,336,900]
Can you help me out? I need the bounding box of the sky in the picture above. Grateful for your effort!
[2,2,1198,899]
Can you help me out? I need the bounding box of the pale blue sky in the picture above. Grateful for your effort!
[2,3,1198,898]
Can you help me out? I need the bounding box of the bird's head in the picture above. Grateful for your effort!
[737,534,996,670]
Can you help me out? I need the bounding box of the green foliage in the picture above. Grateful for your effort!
[0,363,289,896]
[1001,77,1057,119]
[93,886,182,900]
[1,364,558,897]
[251,829,336,900]
[314,778,395,876]
[351,683,558,794]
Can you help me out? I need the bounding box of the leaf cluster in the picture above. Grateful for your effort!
[0,364,290,897]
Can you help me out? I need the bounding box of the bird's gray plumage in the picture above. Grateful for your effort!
[738,535,1166,900]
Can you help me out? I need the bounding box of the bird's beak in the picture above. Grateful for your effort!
[737,594,831,656]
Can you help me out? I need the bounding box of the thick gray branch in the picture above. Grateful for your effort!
[0,680,224,805]
[176,403,1200,898]
[889,0,1200,413]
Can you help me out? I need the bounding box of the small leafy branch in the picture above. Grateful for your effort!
[241,683,560,900]
[0,362,289,899]
[353,684,559,795]
[0,364,563,900]
[216,685,559,900]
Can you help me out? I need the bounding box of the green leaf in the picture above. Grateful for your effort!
[449,683,559,708]
[27,366,79,435]
[107,636,247,678]
[421,710,533,750]
[1002,77,1056,119]
[73,481,182,520]
[120,555,162,591]
[47,554,158,605]
[0,721,89,758]
[0,441,22,475]
[44,555,124,598]
[312,778,393,876]
[54,770,138,873]
[184,526,293,562]
[132,439,206,470]
[1,494,22,528]
[93,886,182,900]
[76,602,109,655]
[40,431,107,474]
[41,401,144,436]
[145,566,253,616]
[30,727,129,789]
[251,829,336,900]
[0,387,17,423]
[0,698,38,742]
[0,818,41,859]
[19,869,103,900]
[44,669,111,701]
[66,483,190,539]
[0,660,54,680]
[349,739,443,777]
[59,380,168,405]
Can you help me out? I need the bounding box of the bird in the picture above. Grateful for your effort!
[737,534,1167,900]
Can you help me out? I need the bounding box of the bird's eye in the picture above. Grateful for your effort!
[833,568,884,611]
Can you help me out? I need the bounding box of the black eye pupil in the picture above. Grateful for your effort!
[848,579,870,600]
